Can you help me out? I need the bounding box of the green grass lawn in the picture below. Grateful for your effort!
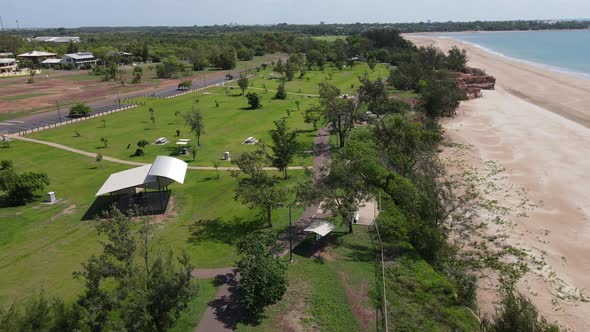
[29,63,389,168]
[169,279,218,332]
[0,140,303,306]
[1,61,397,330]
[237,226,378,332]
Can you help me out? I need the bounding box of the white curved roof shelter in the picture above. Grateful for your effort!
[96,156,187,196]
[304,220,336,237]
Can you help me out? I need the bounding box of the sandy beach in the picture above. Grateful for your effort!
[405,35,590,330]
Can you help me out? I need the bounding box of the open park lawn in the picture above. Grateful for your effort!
[0,140,303,305]
[0,62,392,330]
[29,63,389,167]
[238,226,379,332]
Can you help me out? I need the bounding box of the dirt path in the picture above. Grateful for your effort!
[9,135,307,171]
[278,126,331,256]
[192,127,332,331]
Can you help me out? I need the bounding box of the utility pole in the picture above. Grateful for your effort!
[0,16,4,31]
[56,101,62,122]
[288,204,293,262]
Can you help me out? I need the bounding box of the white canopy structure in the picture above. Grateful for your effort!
[304,220,336,237]
[96,156,187,196]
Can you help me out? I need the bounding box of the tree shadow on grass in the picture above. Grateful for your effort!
[207,271,267,328]
[188,216,265,245]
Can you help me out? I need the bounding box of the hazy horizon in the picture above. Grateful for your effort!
[2,0,590,29]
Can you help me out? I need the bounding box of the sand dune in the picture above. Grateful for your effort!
[405,35,590,330]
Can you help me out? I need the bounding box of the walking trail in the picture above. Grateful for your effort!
[191,127,331,331]
[9,136,307,171]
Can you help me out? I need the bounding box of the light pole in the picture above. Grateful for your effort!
[279,202,293,262]
[55,101,62,123]
[288,204,292,262]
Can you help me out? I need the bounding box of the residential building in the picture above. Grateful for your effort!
[62,52,98,68]
[0,58,17,73]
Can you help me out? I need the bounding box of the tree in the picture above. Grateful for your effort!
[237,47,255,61]
[132,66,143,83]
[233,148,286,227]
[420,74,466,119]
[269,118,299,179]
[490,289,560,332]
[0,167,50,206]
[184,106,204,146]
[358,74,387,108]
[367,55,377,71]
[142,41,149,62]
[237,75,249,95]
[236,232,287,315]
[156,55,183,78]
[388,61,432,92]
[304,105,322,130]
[149,107,156,127]
[298,144,371,233]
[135,139,149,156]
[69,103,93,117]
[274,82,287,100]
[96,153,103,168]
[213,161,221,179]
[67,41,78,54]
[74,209,197,332]
[317,82,358,148]
[372,114,438,176]
[446,46,468,72]
[1,160,13,170]
[245,92,261,109]
[212,48,236,70]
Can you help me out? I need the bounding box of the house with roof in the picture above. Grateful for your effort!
[0,58,17,73]
[61,52,98,68]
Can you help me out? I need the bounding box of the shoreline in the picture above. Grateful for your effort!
[442,36,590,82]
[403,31,590,81]
[405,35,590,128]
[406,35,590,330]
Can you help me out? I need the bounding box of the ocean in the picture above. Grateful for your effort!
[437,30,590,79]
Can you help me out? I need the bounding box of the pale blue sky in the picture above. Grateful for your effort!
[1,0,589,28]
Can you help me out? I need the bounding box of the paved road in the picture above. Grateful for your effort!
[192,268,240,332]
[0,68,251,135]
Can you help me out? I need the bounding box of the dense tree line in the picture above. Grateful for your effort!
[5,19,587,36]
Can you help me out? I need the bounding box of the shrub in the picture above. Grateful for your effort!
[490,289,560,332]
[0,168,50,206]
[69,103,92,117]
[245,92,261,109]
[274,82,287,100]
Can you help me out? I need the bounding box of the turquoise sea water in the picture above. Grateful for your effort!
[438,30,590,78]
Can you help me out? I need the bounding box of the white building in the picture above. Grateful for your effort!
[33,36,80,43]
[0,58,17,73]
[61,52,98,68]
